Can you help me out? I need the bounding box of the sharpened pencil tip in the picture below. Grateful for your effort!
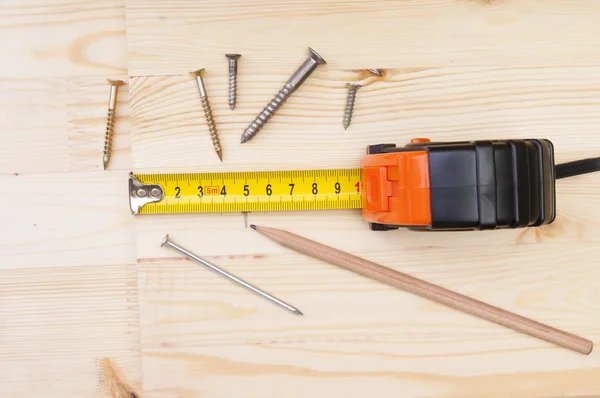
[249,224,257,230]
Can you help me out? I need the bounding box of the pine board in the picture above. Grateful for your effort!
[125,0,600,396]
[2,0,600,397]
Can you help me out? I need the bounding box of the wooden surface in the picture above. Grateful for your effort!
[2,0,600,397]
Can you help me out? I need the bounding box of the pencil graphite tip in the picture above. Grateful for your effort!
[250,224,257,230]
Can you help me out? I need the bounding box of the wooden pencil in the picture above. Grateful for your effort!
[251,224,593,355]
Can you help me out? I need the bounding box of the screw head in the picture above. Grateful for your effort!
[107,79,125,86]
[367,69,383,76]
[225,54,242,60]
[308,47,327,65]
[190,68,206,77]
[347,83,362,90]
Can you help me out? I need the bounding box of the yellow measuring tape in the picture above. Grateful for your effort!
[129,169,363,214]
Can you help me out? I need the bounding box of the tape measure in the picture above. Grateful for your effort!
[129,138,560,232]
[129,169,362,215]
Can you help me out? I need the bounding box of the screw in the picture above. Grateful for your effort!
[343,83,362,130]
[190,69,223,162]
[160,234,303,315]
[240,47,326,143]
[103,79,124,170]
[367,68,383,76]
[225,54,241,110]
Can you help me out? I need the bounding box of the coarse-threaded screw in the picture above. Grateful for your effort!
[343,83,361,130]
[103,79,124,170]
[240,47,326,144]
[190,69,223,162]
[225,54,241,110]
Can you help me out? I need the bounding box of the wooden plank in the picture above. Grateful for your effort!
[0,171,136,269]
[0,263,141,397]
[0,77,131,173]
[0,0,127,79]
[138,242,600,346]
[137,243,600,397]
[128,66,600,171]
[125,0,600,75]
[140,345,600,398]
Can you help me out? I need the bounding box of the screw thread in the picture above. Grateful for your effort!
[228,73,237,110]
[241,84,293,143]
[103,108,116,168]
[201,97,222,160]
[343,87,360,130]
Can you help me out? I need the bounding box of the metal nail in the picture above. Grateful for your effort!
[161,234,303,316]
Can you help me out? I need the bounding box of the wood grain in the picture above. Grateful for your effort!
[137,243,600,397]
[251,225,593,354]
[126,0,600,75]
[0,263,141,397]
[138,243,600,347]
[0,77,131,173]
[129,66,600,171]
[4,0,600,396]
[140,345,600,398]
[0,171,136,269]
[0,0,127,79]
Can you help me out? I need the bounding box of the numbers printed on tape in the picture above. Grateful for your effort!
[133,169,363,214]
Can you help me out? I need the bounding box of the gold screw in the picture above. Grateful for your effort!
[103,79,124,170]
[190,69,223,162]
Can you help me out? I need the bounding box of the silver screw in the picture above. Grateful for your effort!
[240,47,326,143]
[161,234,303,315]
[103,79,124,170]
[190,69,223,162]
[367,68,383,76]
[343,83,362,130]
[225,54,241,110]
